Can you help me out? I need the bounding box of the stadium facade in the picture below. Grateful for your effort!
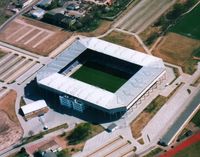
[37,37,166,118]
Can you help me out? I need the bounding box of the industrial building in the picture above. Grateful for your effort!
[21,100,49,120]
[36,37,166,119]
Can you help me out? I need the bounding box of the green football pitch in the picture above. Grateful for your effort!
[70,63,128,92]
[169,4,200,40]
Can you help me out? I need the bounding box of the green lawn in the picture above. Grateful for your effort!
[174,141,200,157]
[191,110,200,127]
[169,4,200,40]
[71,62,127,92]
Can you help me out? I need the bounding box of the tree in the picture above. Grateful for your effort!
[166,3,185,20]
[47,0,59,10]
[67,123,92,144]
[57,149,70,157]
[28,130,34,137]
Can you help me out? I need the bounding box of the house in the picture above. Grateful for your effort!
[30,8,46,19]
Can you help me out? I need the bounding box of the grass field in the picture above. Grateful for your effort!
[191,110,200,127]
[169,4,200,40]
[71,62,128,92]
[174,141,200,157]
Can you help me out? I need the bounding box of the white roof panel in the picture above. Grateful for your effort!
[21,100,48,115]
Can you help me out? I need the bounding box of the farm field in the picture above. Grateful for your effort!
[152,33,200,74]
[0,17,72,56]
[169,4,200,40]
[71,62,128,93]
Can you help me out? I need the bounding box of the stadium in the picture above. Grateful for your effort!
[36,37,166,120]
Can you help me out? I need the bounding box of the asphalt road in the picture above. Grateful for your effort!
[115,0,176,33]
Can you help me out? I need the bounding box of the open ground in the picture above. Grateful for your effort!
[152,33,200,74]
[0,17,72,56]
[0,90,23,151]
[101,30,146,52]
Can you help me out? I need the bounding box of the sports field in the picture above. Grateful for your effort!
[71,62,128,92]
[169,4,200,40]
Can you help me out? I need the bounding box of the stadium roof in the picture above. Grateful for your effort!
[37,37,165,111]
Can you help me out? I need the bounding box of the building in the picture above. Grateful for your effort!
[84,0,113,5]
[37,37,166,119]
[37,0,53,8]
[30,8,45,19]
[21,100,49,120]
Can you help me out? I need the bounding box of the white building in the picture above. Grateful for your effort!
[37,37,166,119]
[21,100,49,120]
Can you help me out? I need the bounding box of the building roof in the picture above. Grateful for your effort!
[30,8,45,18]
[21,100,48,115]
[160,90,200,145]
[37,37,165,111]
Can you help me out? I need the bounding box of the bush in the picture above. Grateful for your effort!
[145,32,159,45]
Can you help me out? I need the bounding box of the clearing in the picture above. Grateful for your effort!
[101,30,146,52]
[79,20,112,37]
[0,17,72,56]
[152,33,200,74]
[0,90,23,151]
